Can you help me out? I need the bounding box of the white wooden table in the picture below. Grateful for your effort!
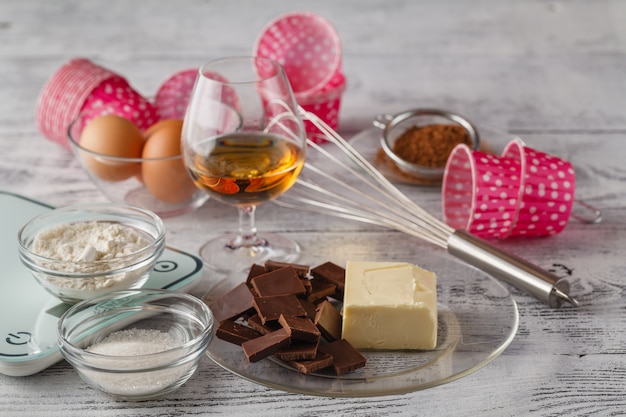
[1,1,625,415]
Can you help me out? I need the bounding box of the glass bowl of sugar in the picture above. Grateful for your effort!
[17,203,165,303]
[58,289,214,401]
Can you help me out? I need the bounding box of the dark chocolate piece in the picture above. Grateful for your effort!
[298,298,318,320]
[253,295,307,324]
[241,328,291,363]
[314,300,342,342]
[207,283,255,324]
[246,264,267,285]
[274,340,319,361]
[318,339,367,376]
[300,278,312,295]
[278,314,321,343]
[216,320,261,346]
[307,278,337,302]
[285,351,333,374]
[311,262,345,299]
[264,260,310,278]
[247,314,281,335]
[250,267,306,297]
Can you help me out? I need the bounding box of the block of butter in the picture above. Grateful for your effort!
[342,261,437,350]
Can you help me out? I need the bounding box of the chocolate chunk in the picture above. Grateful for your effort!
[246,264,267,284]
[274,340,319,361]
[253,295,307,324]
[311,262,345,299]
[265,260,310,278]
[250,267,306,297]
[300,278,312,295]
[298,298,318,320]
[278,314,321,343]
[216,320,261,346]
[307,278,337,302]
[314,300,342,342]
[285,351,333,374]
[318,339,366,376]
[247,314,281,335]
[241,328,291,363]
[207,283,255,324]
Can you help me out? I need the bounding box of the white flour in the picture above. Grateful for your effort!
[32,221,148,265]
[31,221,151,299]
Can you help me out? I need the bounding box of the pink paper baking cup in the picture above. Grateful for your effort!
[295,67,346,100]
[501,139,576,237]
[154,68,199,120]
[35,58,124,149]
[80,77,159,131]
[442,144,523,238]
[298,72,346,143]
[254,12,342,96]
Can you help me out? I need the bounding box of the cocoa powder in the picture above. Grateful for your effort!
[392,124,470,167]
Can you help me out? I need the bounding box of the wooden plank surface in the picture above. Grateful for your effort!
[1,1,625,415]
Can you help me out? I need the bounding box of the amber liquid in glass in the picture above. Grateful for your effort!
[186,132,304,206]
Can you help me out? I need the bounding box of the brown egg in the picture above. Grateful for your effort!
[79,115,144,182]
[141,119,197,203]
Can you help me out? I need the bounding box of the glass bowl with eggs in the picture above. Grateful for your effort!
[17,203,166,303]
[67,113,209,218]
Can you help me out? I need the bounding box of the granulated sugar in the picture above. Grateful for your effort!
[87,328,179,355]
[83,328,191,398]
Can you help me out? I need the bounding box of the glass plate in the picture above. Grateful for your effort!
[205,251,519,397]
[349,126,518,186]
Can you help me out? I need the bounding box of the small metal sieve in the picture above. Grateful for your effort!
[373,108,480,180]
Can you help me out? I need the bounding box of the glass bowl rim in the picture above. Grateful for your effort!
[374,108,481,179]
[57,289,215,370]
[17,203,166,272]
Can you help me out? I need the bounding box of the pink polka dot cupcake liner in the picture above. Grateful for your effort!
[80,76,160,131]
[154,68,198,120]
[35,58,123,149]
[36,58,159,149]
[298,72,346,143]
[254,12,345,143]
[443,139,578,238]
[501,139,576,237]
[254,11,342,96]
[442,143,523,238]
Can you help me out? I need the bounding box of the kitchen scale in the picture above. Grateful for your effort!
[0,191,204,376]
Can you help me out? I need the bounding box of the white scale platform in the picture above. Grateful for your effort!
[0,192,204,376]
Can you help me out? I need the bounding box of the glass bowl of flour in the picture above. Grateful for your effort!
[58,289,214,400]
[17,203,165,303]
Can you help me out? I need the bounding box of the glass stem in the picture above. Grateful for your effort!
[229,205,267,249]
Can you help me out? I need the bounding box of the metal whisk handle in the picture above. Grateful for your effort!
[447,230,579,308]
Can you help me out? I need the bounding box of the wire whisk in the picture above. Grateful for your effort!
[276,109,580,308]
